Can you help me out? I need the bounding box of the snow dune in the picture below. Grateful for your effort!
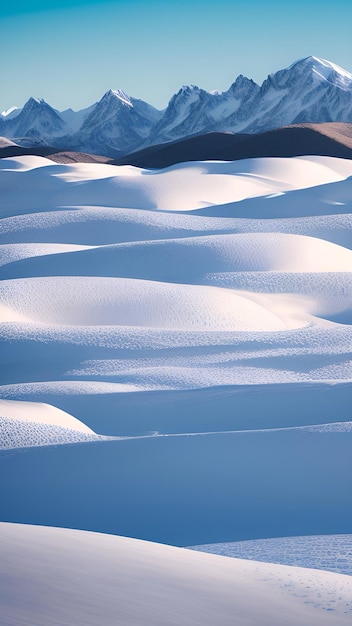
[1,273,352,336]
[0,398,93,431]
[1,523,351,626]
[0,242,92,268]
[2,233,351,280]
[0,276,287,330]
[196,175,352,219]
[0,416,104,449]
[1,154,352,215]
[1,205,351,248]
[0,398,104,449]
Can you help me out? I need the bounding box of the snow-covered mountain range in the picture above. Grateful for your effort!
[1,56,352,156]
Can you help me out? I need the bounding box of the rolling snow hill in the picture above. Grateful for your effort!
[2,523,351,626]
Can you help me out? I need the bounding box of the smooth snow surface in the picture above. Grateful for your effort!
[1,523,351,626]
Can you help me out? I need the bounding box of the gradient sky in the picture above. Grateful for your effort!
[1,0,352,112]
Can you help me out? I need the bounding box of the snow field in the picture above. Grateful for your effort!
[0,156,351,575]
[0,156,351,399]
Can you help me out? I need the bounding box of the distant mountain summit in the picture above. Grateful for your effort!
[148,77,260,145]
[1,56,352,157]
[236,56,352,133]
[0,97,69,145]
[61,89,161,156]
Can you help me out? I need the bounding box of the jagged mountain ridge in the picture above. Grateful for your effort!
[59,89,162,156]
[1,97,68,145]
[1,56,352,157]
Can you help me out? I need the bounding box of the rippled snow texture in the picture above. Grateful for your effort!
[0,416,106,449]
[190,535,352,576]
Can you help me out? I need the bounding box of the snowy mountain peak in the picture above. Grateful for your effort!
[167,84,205,110]
[284,56,352,89]
[19,97,60,117]
[177,85,202,97]
[228,74,259,98]
[26,97,47,107]
[296,56,352,78]
[68,87,161,156]
[260,56,352,96]
[103,89,133,107]
[232,74,258,87]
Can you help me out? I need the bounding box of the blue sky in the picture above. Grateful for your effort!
[1,0,351,112]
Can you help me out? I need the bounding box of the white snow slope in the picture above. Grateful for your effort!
[0,154,351,621]
[1,523,351,626]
